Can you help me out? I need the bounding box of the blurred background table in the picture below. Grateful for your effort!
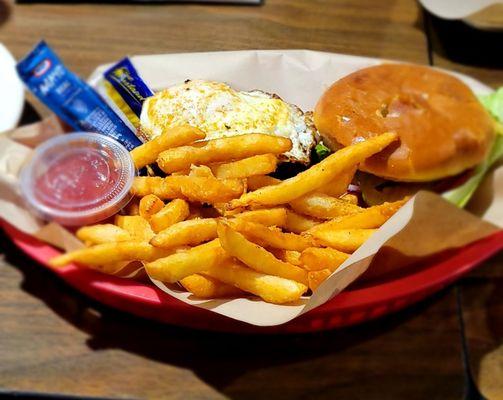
[0,0,502,399]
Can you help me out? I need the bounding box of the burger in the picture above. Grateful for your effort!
[313,63,499,206]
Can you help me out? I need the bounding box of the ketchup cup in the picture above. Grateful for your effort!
[20,133,136,226]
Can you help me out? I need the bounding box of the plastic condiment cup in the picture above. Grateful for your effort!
[20,132,136,226]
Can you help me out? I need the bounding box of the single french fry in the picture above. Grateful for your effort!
[312,229,376,252]
[308,269,332,291]
[159,176,245,202]
[114,215,154,242]
[144,239,228,283]
[151,218,217,248]
[130,125,206,169]
[229,132,397,208]
[285,210,321,233]
[49,242,175,268]
[157,134,292,173]
[210,154,278,179]
[300,247,349,271]
[308,198,408,234]
[204,259,307,304]
[217,220,308,285]
[233,207,288,228]
[149,199,190,233]
[131,176,174,198]
[290,193,363,219]
[247,171,355,200]
[180,274,244,298]
[131,176,245,203]
[320,167,356,198]
[228,219,313,252]
[139,194,165,219]
[189,165,215,178]
[270,249,302,266]
[340,193,359,205]
[246,175,280,191]
[76,224,131,245]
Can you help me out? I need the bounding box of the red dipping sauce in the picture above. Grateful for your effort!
[20,133,135,226]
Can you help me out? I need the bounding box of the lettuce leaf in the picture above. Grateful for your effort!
[312,142,331,163]
[443,89,503,207]
[480,87,503,122]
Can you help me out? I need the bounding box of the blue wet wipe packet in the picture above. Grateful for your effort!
[104,57,153,119]
[16,41,142,151]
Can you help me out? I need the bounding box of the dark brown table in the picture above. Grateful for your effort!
[0,1,502,399]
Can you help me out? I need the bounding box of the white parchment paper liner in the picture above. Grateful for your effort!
[1,50,501,326]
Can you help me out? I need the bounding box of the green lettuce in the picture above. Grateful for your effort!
[443,89,503,207]
[480,87,503,122]
[313,142,331,163]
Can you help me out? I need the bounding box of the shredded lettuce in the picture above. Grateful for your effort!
[313,142,331,163]
[443,89,503,207]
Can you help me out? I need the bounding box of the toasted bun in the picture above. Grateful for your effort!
[314,64,495,182]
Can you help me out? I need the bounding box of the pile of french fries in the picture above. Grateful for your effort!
[50,125,406,304]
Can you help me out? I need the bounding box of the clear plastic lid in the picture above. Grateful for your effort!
[20,133,136,226]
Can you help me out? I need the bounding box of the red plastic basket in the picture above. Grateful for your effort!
[2,220,502,333]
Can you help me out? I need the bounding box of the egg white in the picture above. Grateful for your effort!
[140,80,315,163]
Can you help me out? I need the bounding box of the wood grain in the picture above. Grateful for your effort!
[0,0,429,118]
[0,0,429,71]
[459,274,503,400]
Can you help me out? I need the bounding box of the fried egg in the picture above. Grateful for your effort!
[139,80,317,163]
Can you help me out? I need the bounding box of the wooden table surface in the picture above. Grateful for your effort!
[0,1,502,399]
